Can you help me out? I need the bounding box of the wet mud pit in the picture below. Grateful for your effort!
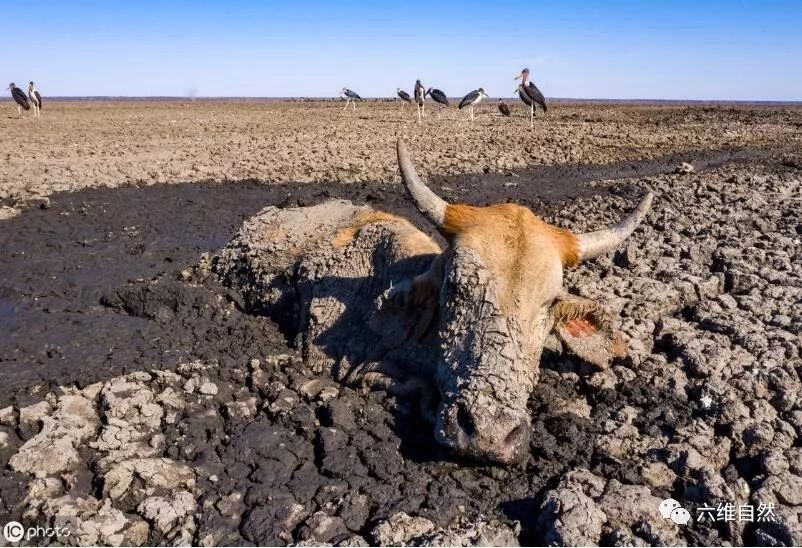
[3,147,757,398]
[1,147,800,546]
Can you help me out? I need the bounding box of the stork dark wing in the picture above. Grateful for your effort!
[12,88,30,109]
[431,89,449,106]
[348,90,362,100]
[525,82,547,112]
[398,90,411,102]
[459,90,478,109]
[499,102,511,117]
[517,87,533,107]
[35,91,42,109]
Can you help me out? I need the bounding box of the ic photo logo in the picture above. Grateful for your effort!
[3,521,70,543]
[3,521,25,543]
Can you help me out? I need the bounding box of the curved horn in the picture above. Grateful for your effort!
[576,190,654,261]
[397,139,448,227]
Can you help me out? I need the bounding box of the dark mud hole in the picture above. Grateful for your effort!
[0,148,771,544]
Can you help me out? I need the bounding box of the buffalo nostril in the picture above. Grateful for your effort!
[455,403,476,437]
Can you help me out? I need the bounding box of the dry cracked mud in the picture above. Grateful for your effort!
[1,100,800,208]
[1,101,801,546]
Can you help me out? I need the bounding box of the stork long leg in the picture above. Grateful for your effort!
[343,98,350,111]
[352,100,356,110]
[530,103,534,129]
[417,104,421,124]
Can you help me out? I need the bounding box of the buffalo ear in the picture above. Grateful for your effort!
[550,293,627,369]
[369,268,440,349]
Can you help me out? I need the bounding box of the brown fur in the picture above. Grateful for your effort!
[332,211,440,254]
[442,203,580,314]
[547,225,581,267]
[443,204,580,267]
[332,211,399,248]
[335,203,582,325]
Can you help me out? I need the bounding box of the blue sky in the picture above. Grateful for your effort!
[5,0,801,100]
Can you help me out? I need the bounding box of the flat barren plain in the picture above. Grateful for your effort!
[1,100,801,546]
[1,100,800,202]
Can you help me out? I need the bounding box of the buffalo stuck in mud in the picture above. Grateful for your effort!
[215,140,653,464]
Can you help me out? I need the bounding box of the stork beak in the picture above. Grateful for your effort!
[514,72,523,80]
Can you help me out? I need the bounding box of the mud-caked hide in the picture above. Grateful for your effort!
[215,139,653,464]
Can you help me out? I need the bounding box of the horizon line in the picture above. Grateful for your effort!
[33,96,802,105]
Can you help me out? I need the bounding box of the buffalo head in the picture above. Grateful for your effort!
[392,139,653,464]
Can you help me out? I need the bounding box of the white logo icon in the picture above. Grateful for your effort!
[3,521,25,543]
[659,498,682,519]
[671,507,692,525]
[660,499,691,525]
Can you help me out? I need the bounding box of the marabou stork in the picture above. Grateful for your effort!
[28,82,42,116]
[458,88,488,121]
[427,88,449,117]
[498,99,511,117]
[413,79,426,123]
[397,88,412,104]
[8,83,30,116]
[514,68,547,128]
[340,88,361,110]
